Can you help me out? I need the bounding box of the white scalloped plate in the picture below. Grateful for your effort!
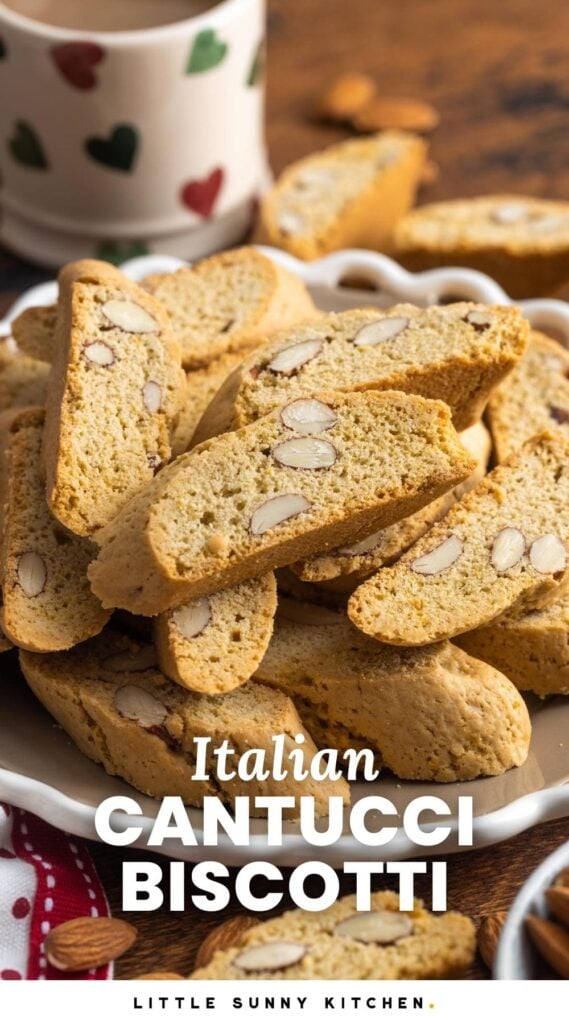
[1,247,568,865]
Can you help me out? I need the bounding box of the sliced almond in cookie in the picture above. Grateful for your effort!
[249,494,311,536]
[172,598,211,639]
[102,299,159,334]
[17,551,47,598]
[334,911,413,944]
[491,527,526,572]
[280,399,337,434]
[411,534,463,575]
[272,437,337,470]
[267,339,323,375]
[339,528,384,556]
[143,380,162,414]
[233,941,308,973]
[114,684,167,728]
[529,534,567,574]
[84,341,115,367]
[464,310,493,331]
[352,316,409,347]
[491,203,529,225]
[277,210,305,237]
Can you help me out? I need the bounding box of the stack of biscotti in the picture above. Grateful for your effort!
[192,303,528,444]
[190,891,476,980]
[394,195,569,297]
[255,131,428,258]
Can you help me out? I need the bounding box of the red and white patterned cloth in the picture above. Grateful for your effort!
[0,802,111,980]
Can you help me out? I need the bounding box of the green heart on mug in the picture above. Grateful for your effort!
[186,28,228,74]
[95,240,149,264]
[247,40,265,87]
[9,121,48,170]
[85,124,138,172]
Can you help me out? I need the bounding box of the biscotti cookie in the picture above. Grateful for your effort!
[193,303,528,443]
[42,259,185,537]
[349,432,569,646]
[153,573,277,694]
[89,390,475,615]
[171,352,245,459]
[487,331,569,462]
[294,421,491,584]
[254,599,530,782]
[395,195,569,298]
[255,132,427,260]
[457,593,569,698]
[0,409,110,651]
[0,353,49,413]
[191,890,475,980]
[19,630,349,814]
[144,247,316,370]
[11,304,57,362]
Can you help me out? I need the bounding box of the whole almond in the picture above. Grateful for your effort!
[353,96,440,134]
[316,72,377,121]
[194,916,259,969]
[477,911,506,970]
[135,972,184,981]
[525,914,569,979]
[45,916,137,972]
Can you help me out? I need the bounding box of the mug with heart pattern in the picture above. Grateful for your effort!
[0,0,267,267]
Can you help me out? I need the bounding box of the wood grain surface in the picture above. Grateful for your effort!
[1,0,569,982]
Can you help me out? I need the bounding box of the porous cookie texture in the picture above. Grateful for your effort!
[42,259,185,537]
[255,132,427,260]
[487,331,569,462]
[171,352,245,459]
[349,432,569,646]
[457,593,569,698]
[143,247,316,370]
[19,630,349,814]
[0,352,49,413]
[294,422,491,585]
[153,573,277,694]
[395,195,569,298]
[0,409,110,652]
[193,303,528,443]
[190,891,476,980]
[88,390,475,615]
[254,599,530,782]
[11,304,58,362]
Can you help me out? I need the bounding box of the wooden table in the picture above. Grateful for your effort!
[1,0,569,980]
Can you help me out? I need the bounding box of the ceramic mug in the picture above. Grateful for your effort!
[0,0,267,267]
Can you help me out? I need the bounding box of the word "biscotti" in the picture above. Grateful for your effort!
[349,432,569,646]
[20,630,349,815]
[42,259,185,537]
[190,890,476,980]
[193,303,528,443]
[88,390,475,615]
[254,599,531,782]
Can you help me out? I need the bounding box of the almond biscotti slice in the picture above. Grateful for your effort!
[193,303,528,443]
[457,593,569,698]
[11,304,57,362]
[349,432,569,647]
[153,573,277,694]
[144,247,316,370]
[19,631,349,814]
[88,390,475,615]
[395,195,569,298]
[487,331,569,462]
[294,421,491,585]
[171,352,245,459]
[0,353,49,413]
[255,132,427,260]
[42,259,185,537]
[254,599,530,782]
[0,409,110,651]
[191,890,475,980]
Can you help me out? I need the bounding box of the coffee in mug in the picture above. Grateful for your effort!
[0,0,217,32]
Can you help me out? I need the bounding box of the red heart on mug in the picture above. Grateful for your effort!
[51,42,105,90]
[180,167,224,218]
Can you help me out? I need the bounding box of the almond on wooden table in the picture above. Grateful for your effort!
[44,916,137,972]
[194,916,260,969]
[525,915,569,979]
[353,96,440,133]
[315,71,377,121]
[477,911,506,970]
